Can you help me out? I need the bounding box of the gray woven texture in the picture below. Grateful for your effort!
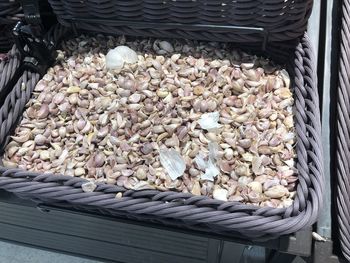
[47,0,312,43]
[336,0,350,259]
[0,46,20,92]
[0,0,22,52]
[0,32,323,240]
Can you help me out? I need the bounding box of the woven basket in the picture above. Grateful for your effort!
[0,29,324,240]
[0,0,23,52]
[0,46,20,93]
[336,0,350,260]
[47,0,313,43]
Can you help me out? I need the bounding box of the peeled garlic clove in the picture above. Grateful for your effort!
[74,167,85,176]
[248,181,263,193]
[58,127,66,138]
[7,146,19,158]
[235,163,251,177]
[242,152,254,162]
[191,181,201,196]
[136,166,147,180]
[82,181,97,193]
[67,86,81,94]
[39,150,50,161]
[264,185,288,198]
[213,188,228,201]
[2,160,18,168]
[16,147,28,156]
[159,148,185,181]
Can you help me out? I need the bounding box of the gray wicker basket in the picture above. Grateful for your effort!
[0,46,20,94]
[0,0,22,52]
[0,29,324,240]
[47,0,313,43]
[336,0,350,260]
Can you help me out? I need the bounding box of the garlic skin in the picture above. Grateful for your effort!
[213,188,228,201]
[114,46,138,63]
[159,148,186,181]
[198,112,221,131]
[105,46,138,70]
[106,50,124,70]
[82,181,97,193]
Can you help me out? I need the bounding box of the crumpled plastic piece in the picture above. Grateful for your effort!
[106,45,138,70]
[198,112,221,131]
[159,148,186,180]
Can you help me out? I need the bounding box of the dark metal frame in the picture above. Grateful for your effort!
[0,190,313,263]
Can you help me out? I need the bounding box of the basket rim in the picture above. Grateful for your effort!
[47,0,313,43]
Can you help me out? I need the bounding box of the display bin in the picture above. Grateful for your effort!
[0,19,324,240]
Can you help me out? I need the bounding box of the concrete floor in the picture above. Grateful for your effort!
[0,241,101,263]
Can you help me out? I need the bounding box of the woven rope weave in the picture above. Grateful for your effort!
[48,0,312,43]
[0,0,23,52]
[0,46,20,92]
[0,32,323,239]
[336,0,350,259]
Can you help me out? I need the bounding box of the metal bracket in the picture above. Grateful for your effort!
[0,21,56,118]
[313,240,340,263]
[13,21,56,75]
